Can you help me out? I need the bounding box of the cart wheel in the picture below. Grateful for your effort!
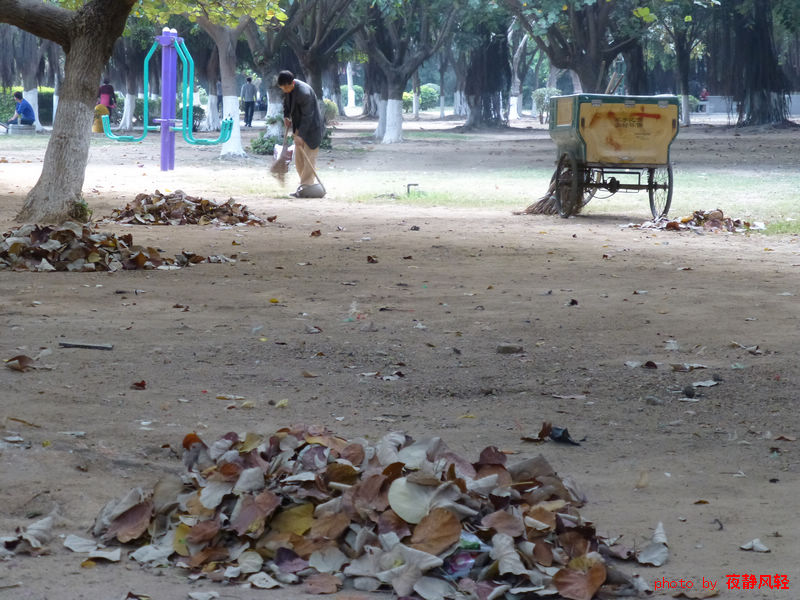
[648,165,673,219]
[555,153,581,218]
[581,169,598,207]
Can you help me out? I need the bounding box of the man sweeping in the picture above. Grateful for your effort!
[277,70,325,198]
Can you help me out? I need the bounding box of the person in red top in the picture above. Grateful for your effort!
[98,79,116,112]
[699,88,709,101]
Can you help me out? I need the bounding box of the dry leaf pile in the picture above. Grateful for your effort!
[633,209,763,233]
[104,190,265,226]
[0,223,230,272]
[88,425,651,599]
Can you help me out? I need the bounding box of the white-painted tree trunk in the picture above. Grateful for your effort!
[453,91,468,117]
[509,95,519,119]
[382,98,403,144]
[220,94,245,156]
[439,95,445,118]
[681,94,691,126]
[203,92,221,131]
[119,92,135,131]
[346,62,355,108]
[53,94,59,122]
[266,101,283,137]
[412,91,420,119]
[374,95,387,140]
[570,70,583,94]
[23,88,43,131]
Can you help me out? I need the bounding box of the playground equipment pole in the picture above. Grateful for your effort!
[101,27,232,164]
[157,27,179,171]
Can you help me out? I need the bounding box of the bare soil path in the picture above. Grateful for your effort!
[1,117,799,599]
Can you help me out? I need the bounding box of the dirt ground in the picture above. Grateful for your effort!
[1,116,799,600]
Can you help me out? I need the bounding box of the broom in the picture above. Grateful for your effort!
[269,128,291,184]
[517,172,559,215]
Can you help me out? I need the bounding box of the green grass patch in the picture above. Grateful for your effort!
[403,131,473,141]
[761,220,800,235]
[357,131,472,141]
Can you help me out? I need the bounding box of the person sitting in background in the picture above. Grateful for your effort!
[6,91,35,126]
[699,88,709,101]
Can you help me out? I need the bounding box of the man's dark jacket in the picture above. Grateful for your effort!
[283,79,324,150]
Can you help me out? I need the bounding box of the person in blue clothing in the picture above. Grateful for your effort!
[5,91,35,127]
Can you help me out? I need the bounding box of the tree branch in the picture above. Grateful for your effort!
[0,0,73,48]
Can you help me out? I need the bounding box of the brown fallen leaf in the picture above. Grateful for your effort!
[267,215,278,222]
[5,355,35,372]
[366,255,378,263]
[521,421,552,443]
[310,229,321,237]
[303,572,342,594]
[309,512,351,540]
[131,380,147,390]
[481,509,525,537]
[553,559,606,600]
[409,507,461,555]
[104,500,154,543]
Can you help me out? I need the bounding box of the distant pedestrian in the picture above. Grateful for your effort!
[241,76,257,127]
[278,70,324,198]
[5,91,35,126]
[98,79,116,113]
[216,80,223,113]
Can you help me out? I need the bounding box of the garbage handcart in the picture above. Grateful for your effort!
[547,94,679,218]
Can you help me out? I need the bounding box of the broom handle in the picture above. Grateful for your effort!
[295,141,325,188]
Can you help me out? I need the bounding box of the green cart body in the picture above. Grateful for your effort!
[547,93,680,218]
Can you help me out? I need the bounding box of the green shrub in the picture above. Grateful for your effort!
[0,89,17,121]
[320,127,333,150]
[250,131,292,155]
[134,98,162,125]
[402,84,440,112]
[37,88,54,125]
[402,92,413,112]
[532,87,561,122]
[339,84,364,105]
[192,106,205,132]
[322,98,338,125]
[419,83,439,110]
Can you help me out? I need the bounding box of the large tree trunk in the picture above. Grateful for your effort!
[464,35,511,129]
[18,30,43,130]
[438,51,447,118]
[265,83,283,137]
[198,17,247,157]
[384,98,403,143]
[732,0,790,125]
[452,51,469,117]
[412,70,420,120]
[381,79,404,143]
[119,56,139,131]
[3,0,136,224]
[673,30,692,126]
[622,39,649,96]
